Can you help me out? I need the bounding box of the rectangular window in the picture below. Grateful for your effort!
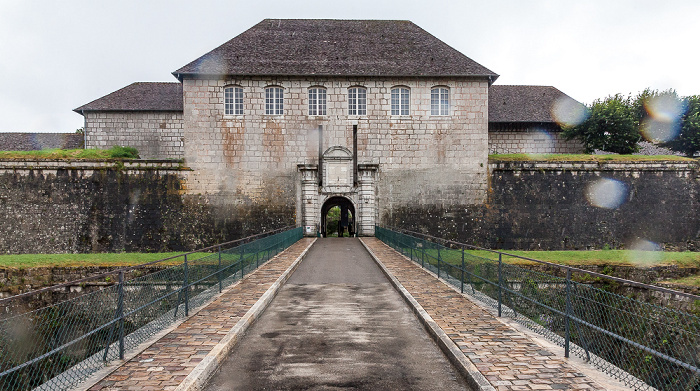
[265,87,284,115]
[391,87,410,116]
[224,86,243,115]
[309,87,327,116]
[348,87,367,116]
[431,87,450,116]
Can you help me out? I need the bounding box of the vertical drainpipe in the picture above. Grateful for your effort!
[318,125,323,187]
[353,124,358,187]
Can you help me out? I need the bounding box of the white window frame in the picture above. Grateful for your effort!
[224,86,243,115]
[431,87,450,116]
[265,86,284,115]
[308,87,327,116]
[348,87,367,116]
[391,87,410,116]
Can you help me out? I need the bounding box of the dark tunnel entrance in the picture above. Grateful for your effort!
[320,197,355,238]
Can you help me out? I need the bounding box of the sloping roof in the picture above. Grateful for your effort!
[74,82,183,114]
[173,19,498,79]
[489,85,582,123]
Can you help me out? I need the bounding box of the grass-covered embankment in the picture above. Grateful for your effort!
[489,153,695,162]
[0,146,139,160]
[0,252,214,268]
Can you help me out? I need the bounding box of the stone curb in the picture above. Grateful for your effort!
[174,238,316,391]
[359,238,496,391]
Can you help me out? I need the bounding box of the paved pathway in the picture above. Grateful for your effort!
[361,237,611,391]
[87,238,315,391]
[204,238,471,390]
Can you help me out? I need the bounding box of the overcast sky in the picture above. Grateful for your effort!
[1,0,698,133]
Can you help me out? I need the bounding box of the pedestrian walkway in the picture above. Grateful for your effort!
[360,237,626,391]
[204,238,470,390]
[86,238,315,391]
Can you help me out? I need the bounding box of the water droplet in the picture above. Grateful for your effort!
[627,239,662,266]
[552,96,588,127]
[585,178,628,209]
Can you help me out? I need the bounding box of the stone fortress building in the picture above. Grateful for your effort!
[75,19,584,237]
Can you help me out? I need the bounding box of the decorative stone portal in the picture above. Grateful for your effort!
[297,146,377,237]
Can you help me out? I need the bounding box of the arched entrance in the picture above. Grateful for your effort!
[320,197,355,238]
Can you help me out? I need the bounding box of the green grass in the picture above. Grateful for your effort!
[489,153,695,162]
[0,146,139,160]
[416,248,700,268]
[0,252,215,268]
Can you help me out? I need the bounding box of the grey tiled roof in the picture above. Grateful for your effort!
[0,133,84,151]
[489,85,582,123]
[173,19,498,79]
[74,82,183,113]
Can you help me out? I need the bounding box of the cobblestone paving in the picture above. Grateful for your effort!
[87,238,315,391]
[361,238,607,391]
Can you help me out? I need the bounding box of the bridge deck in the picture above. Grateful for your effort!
[85,237,629,391]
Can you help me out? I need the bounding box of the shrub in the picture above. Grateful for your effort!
[107,146,139,159]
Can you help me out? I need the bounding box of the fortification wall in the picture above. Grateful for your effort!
[488,131,583,154]
[385,160,700,250]
[0,160,292,254]
[83,112,184,159]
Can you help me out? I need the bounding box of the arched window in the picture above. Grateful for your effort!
[391,86,410,116]
[224,86,243,115]
[348,86,367,116]
[265,86,284,115]
[431,87,450,116]
[308,87,327,116]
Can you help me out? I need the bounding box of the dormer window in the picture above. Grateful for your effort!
[265,86,284,115]
[224,86,243,115]
[391,87,410,116]
[348,87,367,116]
[308,87,327,116]
[431,87,450,116]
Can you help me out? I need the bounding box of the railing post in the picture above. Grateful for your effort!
[421,244,425,268]
[184,254,189,317]
[437,246,441,279]
[241,247,245,278]
[117,271,125,360]
[217,245,222,293]
[565,269,572,358]
[461,247,465,293]
[498,253,503,317]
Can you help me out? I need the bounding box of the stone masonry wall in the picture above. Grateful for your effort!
[0,160,293,254]
[488,130,583,154]
[182,77,489,224]
[386,160,700,250]
[83,112,184,159]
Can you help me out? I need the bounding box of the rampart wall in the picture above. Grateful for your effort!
[1,159,698,253]
[385,160,700,250]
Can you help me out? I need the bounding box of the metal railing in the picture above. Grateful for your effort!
[0,226,303,391]
[376,226,700,391]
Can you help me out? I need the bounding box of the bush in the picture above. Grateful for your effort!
[563,94,640,154]
[106,146,139,159]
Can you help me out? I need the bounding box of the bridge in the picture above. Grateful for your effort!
[0,227,697,390]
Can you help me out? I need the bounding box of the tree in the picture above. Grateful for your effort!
[563,94,641,154]
[661,95,700,157]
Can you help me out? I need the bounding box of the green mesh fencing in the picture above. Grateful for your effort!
[376,226,700,391]
[0,226,303,391]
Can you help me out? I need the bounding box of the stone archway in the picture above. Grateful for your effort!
[320,196,355,237]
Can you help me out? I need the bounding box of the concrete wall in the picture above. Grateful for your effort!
[385,160,700,250]
[182,77,489,225]
[488,130,583,154]
[83,112,184,159]
[0,160,292,254]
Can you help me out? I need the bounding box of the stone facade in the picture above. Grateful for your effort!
[84,112,183,159]
[181,77,489,235]
[488,130,583,154]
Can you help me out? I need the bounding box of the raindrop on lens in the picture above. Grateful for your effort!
[627,239,662,266]
[551,96,588,127]
[585,178,628,209]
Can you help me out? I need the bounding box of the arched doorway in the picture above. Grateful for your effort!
[321,197,355,238]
